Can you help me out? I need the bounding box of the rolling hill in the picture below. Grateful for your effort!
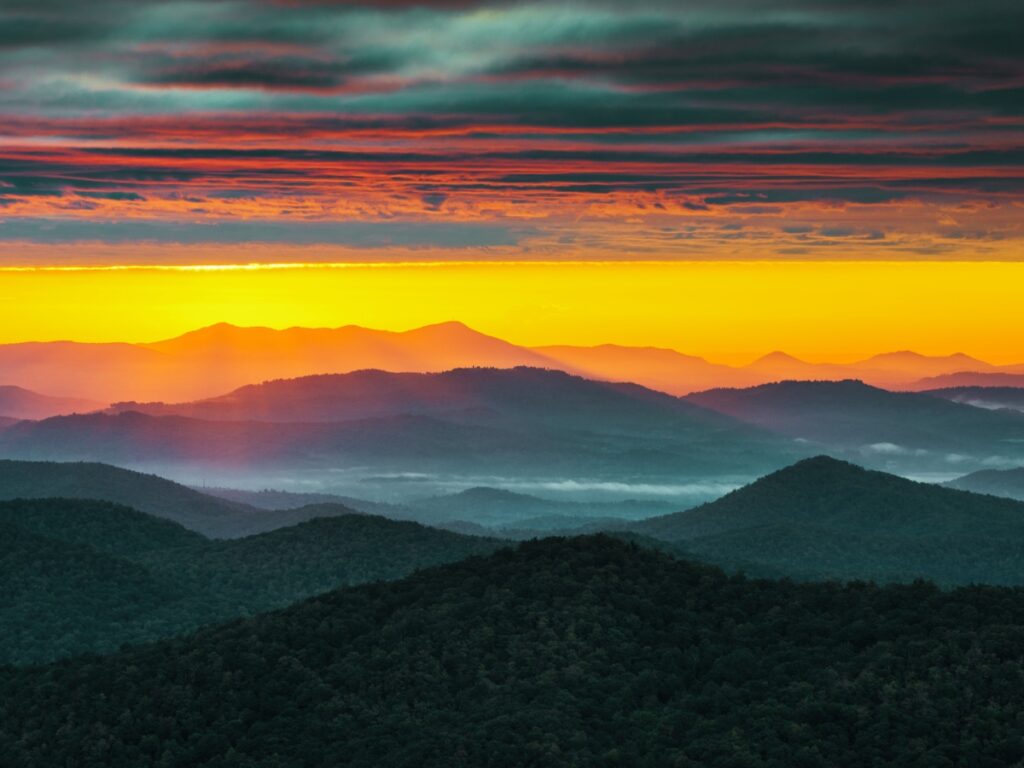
[0,385,100,420]
[0,459,254,537]
[2,536,1024,766]
[0,498,503,665]
[944,466,1024,500]
[631,456,1024,584]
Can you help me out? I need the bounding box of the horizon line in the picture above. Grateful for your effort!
[0,318,1011,371]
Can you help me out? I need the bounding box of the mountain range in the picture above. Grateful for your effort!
[0,368,804,484]
[685,379,1024,471]
[925,385,1024,412]
[2,321,1021,403]
[204,484,678,531]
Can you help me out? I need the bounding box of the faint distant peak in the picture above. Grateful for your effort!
[865,350,987,364]
[749,350,808,366]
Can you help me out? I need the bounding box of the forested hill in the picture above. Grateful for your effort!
[0,460,250,536]
[630,456,1024,585]
[3,536,1024,767]
[0,499,503,665]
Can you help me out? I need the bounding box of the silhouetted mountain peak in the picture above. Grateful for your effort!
[776,454,862,476]
[410,320,477,335]
[752,350,806,365]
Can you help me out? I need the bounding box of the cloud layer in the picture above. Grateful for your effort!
[0,0,1021,261]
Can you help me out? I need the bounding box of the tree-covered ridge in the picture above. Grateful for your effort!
[0,459,252,537]
[2,536,1024,767]
[0,521,177,665]
[0,498,503,665]
[0,497,206,555]
[631,456,1024,586]
[139,514,505,611]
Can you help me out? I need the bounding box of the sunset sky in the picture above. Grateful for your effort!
[0,0,1021,356]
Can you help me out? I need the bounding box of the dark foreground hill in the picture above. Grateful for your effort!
[2,536,1024,767]
[631,456,1024,585]
[0,499,502,665]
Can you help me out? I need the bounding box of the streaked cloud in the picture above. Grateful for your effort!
[0,0,1021,259]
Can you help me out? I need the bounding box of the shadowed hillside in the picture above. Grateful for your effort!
[0,499,503,665]
[631,456,1024,585]
[3,536,1024,766]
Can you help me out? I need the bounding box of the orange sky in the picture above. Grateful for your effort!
[1,260,1021,364]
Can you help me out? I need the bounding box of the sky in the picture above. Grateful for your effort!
[0,0,1022,353]
[2,261,1023,364]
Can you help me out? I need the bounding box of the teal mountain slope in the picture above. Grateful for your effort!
[2,536,1024,766]
[631,456,1024,585]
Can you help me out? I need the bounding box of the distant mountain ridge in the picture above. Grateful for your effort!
[0,385,100,420]
[1,368,803,481]
[104,366,732,429]
[0,320,1020,402]
[684,378,1024,470]
[923,385,1024,411]
[944,466,1024,500]
[202,484,678,531]
[908,372,1024,390]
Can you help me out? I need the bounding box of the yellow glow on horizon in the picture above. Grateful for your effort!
[1,260,1022,365]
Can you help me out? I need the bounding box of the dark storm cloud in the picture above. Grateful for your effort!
[0,0,1020,255]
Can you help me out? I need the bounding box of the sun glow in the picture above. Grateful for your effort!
[1,260,1022,365]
